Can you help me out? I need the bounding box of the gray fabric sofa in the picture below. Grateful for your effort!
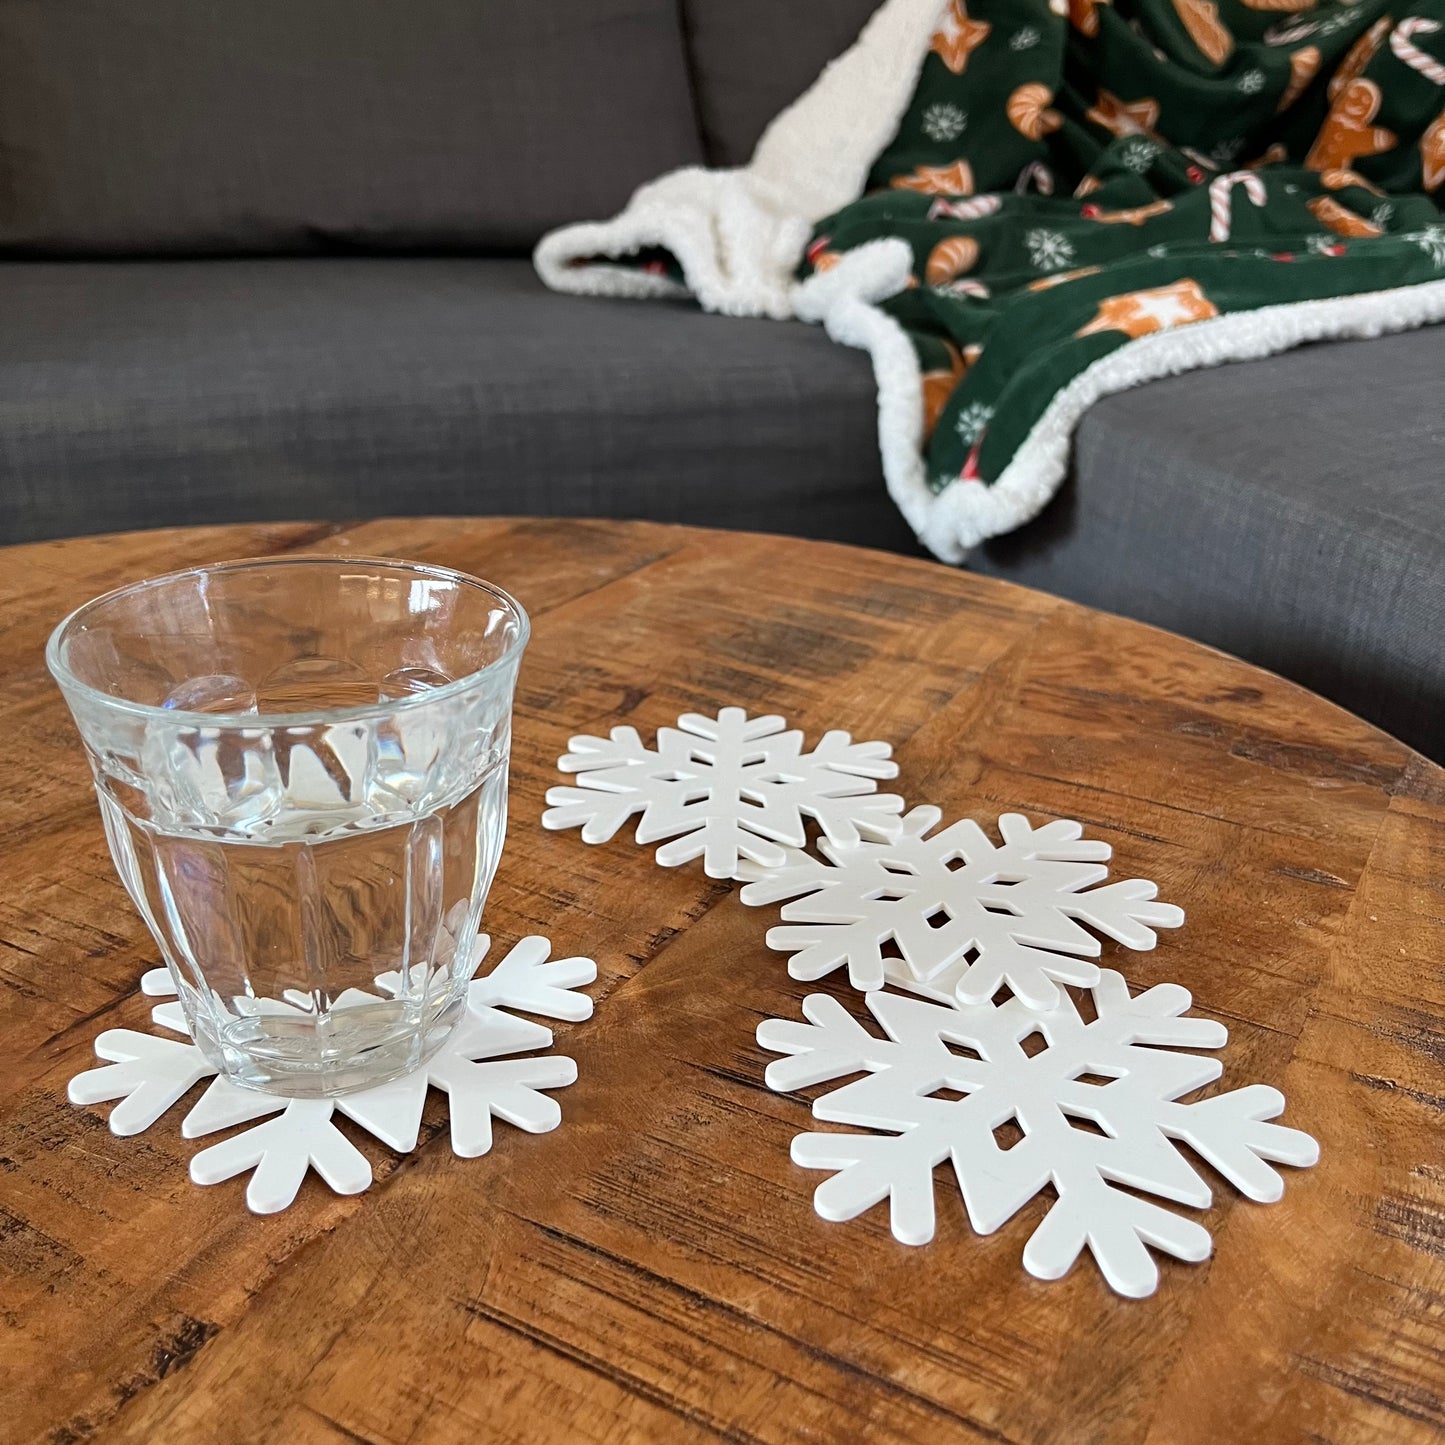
[1,2,1440,761]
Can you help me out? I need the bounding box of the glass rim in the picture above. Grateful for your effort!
[45,553,531,730]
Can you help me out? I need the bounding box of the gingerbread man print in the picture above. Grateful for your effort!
[1318,167,1385,194]
[1306,80,1397,171]
[1329,19,1390,100]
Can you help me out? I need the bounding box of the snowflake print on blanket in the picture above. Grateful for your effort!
[954,401,995,445]
[1236,68,1266,93]
[543,708,904,879]
[739,807,1183,1010]
[1010,25,1042,49]
[68,937,596,1213]
[922,103,968,143]
[758,973,1319,1297]
[1118,137,1160,173]
[1026,227,1076,271]
[1410,224,1445,266]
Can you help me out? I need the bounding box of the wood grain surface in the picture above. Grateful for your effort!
[1,518,1442,1445]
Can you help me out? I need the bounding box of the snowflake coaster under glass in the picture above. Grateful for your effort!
[67,936,596,1214]
[758,971,1319,1298]
[740,806,1184,1011]
[542,706,904,880]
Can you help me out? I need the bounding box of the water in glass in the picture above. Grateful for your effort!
[49,557,529,1096]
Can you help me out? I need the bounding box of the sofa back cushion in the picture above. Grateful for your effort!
[0,0,703,255]
[682,0,884,168]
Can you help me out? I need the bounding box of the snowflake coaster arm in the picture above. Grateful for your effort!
[67,1029,214,1136]
[188,1094,372,1214]
[426,1046,579,1158]
[741,807,1184,1010]
[469,934,598,1022]
[758,972,1318,1298]
[541,724,661,844]
[542,707,903,880]
[68,936,596,1214]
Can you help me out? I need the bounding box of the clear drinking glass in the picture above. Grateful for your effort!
[47,556,529,1097]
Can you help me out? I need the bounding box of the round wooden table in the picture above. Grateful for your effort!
[4,518,1442,1445]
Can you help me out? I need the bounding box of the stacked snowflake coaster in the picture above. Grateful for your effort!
[542,707,904,878]
[68,936,595,1214]
[547,706,1319,1298]
[738,804,1186,1010]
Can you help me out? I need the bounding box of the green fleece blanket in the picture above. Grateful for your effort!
[537,0,1445,559]
[810,0,1445,500]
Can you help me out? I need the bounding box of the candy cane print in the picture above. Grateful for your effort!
[1014,160,1056,195]
[1391,18,1445,84]
[927,195,1004,222]
[1208,171,1267,240]
[1265,13,1320,44]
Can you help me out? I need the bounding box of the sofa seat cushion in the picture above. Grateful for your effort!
[972,328,1445,760]
[0,0,701,255]
[0,257,912,551]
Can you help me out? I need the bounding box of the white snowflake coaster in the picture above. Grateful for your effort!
[67,937,596,1214]
[542,706,904,879]
[758,972,1318,1298]
[740,806,1183,1011]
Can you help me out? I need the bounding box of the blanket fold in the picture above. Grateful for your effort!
[536,0,1445,562]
